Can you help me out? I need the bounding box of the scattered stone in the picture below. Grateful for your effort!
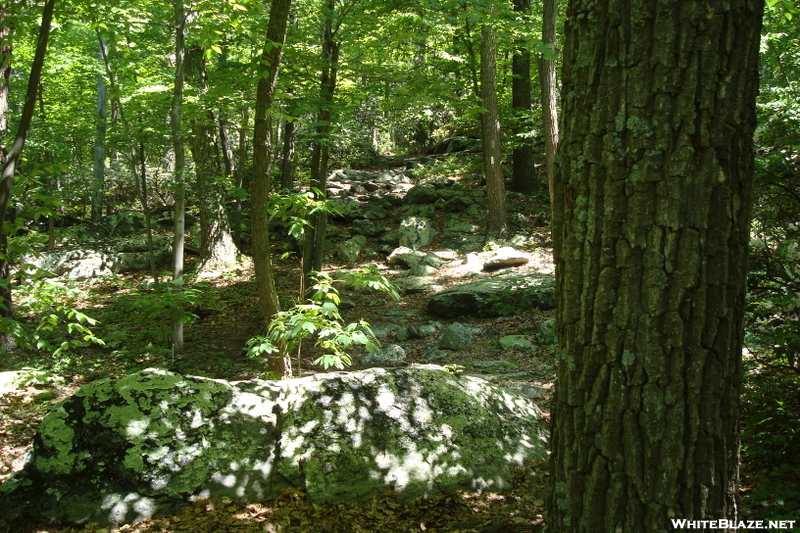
[393,276,443,294]
[481,247,529,272]
[438,322,474,351]
[0,367,548,527]
[399,216,436,249]
[499,336,536,351]
[361,344,406,366]
[387,247,442,270]
[352,219,386,237]
[468,360,518,371]
[403,183,438,204]
[538,318,557,345]
[369,321,401,339]
[428,272,556,318]
[336,235,367,263]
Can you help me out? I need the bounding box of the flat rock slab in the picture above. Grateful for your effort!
[0,366,548,527]
[427,272,556,318]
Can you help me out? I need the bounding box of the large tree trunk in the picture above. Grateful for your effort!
[170,0,187,358]
[509,0,535,195]
[185,45,240,278]
[251,0,292,377]
[479,20,507,238]
[539,0,559,204]
[0,0,56,352]
[548,2,764,532]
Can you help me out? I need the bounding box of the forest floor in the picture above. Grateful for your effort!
[0,188,557,533]
[1,161,798,532]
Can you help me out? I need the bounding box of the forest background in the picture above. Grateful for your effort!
[1,0,799,531]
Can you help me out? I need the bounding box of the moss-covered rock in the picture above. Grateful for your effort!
[0,366,548,527]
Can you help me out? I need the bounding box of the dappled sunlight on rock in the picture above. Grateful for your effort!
[0,365,548,527]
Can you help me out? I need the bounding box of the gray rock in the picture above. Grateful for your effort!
[393,276,443,294]
[499,336,536,351]
[538,318,557,345]
[20,237,173,280]
[0,367,548,527]
[361,344,406,366]
[428,272,556,318]
[388,247,427,268]
[404,183,438,204]
[481,247,529,272]
[370,321,400,339]
[336,235,367,263]
[328,197,365,220]
[399,216,436,250]
[438,322,474,351]
[352,219,386,237]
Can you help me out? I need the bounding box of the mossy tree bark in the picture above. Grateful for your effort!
[303,0,339,282]
[185,45,240,277]
[251,0,292,377]
[548,1,763,531]
[509,0,535,195]
[539,0,558,203]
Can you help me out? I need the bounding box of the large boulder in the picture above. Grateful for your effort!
[20,236,173,280]
[0,366,548,527]
[427,272,556,318]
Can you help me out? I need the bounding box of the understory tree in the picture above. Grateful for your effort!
[548,1,764,531]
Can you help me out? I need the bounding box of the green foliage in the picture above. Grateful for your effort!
[740,365,800,523]
[0,276,105,358]
[268,188,331,243]
[247,269,398,372]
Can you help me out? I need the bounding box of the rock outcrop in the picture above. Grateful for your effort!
[427,271,556,318]
[0,366,548,527]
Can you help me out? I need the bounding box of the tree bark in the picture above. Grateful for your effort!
[0,0,56,351]
[303,0,339,281]
[170,0,187,358]
[480,20,507,238]
[539,0,559,204]
[509,0,535,195]
[185,45,240,277]
[91,34,108,223]
[252,0,292,377]
[548,2,764,531]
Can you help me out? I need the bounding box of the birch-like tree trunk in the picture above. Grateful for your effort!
[170,0,187,358]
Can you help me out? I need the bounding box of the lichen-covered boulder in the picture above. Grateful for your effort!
[0,366,548,527]
[427,272,556,318]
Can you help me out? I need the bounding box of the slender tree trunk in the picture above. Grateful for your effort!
[509,0,535,195]
[252,0,292,377]
[303,0,339,280]
[0,0,56,351]
[539,0,559,204]
[91,34,108,223]
[480,20,507,237]
[548,1,764,531]
[279,107,296,191]
[232,107,249,247]
[185,45,239,277]
[170,0,187,358]
[97,32,159,284]
[0,3,10,157]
